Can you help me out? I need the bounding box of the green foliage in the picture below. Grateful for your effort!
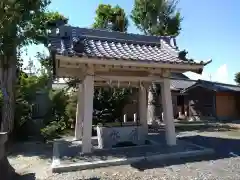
[13,57,73,140]
[13,94,32,140]
[18,72,48,101]
[131,0,183,122]
[1,0,47,54]
[29,11,68,46]
[131,0,182,36]
[37,53,53,76]
[0,0,68,50]
[0,92,3,109]
[40,120,66,140]
[11,69,49,139]
[0,0,68,132]
[93,4,128,32]
[65,92,77,122]
[64,4,131,128]
[66,79,81,89]
[93,88,132,125]
[45,89,69,124]
[41,89,74,139]
[234,72,240,85]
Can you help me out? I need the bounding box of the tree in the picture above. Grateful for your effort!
[24,58,38,76]
[93,88,131,125]
[93,4,128,32]
[0,0,67,132]
[92,4,131,123]
[131,0,182,124]
[234,72,240,85]
[131,0,182,36]
[67,4,128,89]
[0,1,67,176]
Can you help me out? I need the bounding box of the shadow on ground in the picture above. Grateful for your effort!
[14,173,36,180]
[58,137,201,163]
[180,135,240,156]
[7,141,53,160]
[131,135,240,171]
[14,173,100,180]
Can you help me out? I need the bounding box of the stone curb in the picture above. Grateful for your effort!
[51,148,214,173]
[52,156,144,173]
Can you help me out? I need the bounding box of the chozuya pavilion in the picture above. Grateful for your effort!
[48,25,211,153]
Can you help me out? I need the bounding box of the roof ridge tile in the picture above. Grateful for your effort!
[48,25,210,67]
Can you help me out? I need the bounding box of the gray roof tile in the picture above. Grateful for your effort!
[197,80,240,92]
[48,25,206,65]
[181,80,240,93]
[170,79,196,90]
[78,39,182,63]
[170,73,190,79]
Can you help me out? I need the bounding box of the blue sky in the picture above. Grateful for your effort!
[25,0,240,84]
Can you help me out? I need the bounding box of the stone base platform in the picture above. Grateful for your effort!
[52,135,214,173]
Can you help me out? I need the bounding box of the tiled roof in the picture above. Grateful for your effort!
[170,72,190,80]
[169,73,196,91]
[49,25,207,65]
[215,83,240,92]
[182,80,240,92]
[197,80,240,92]
[170,79,196,91]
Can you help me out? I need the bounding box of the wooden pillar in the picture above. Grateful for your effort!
[74,83,84,140]
[82,75,94,153]
[161,78,176,146]
[139,84,148,135]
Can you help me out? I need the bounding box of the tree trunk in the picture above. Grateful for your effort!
[47,73,53,89]
[0,55,17,133]
[0,132,17,180]
[0,155,16,180]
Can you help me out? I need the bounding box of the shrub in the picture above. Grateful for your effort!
[41,89,70,140]
[13,96,32,140]
[93,88,132,125]
[10,71,48,141]
[44,89,69,125]
[40,119,66,140]
[65,91,77,127]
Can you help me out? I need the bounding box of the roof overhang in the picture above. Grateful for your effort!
[53,54,211,79]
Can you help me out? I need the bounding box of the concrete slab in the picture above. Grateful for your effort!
[51,136,214,173]
[52,148,214,173]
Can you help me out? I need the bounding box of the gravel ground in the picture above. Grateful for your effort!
[9,129,240,180]
[46,156,240,180]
